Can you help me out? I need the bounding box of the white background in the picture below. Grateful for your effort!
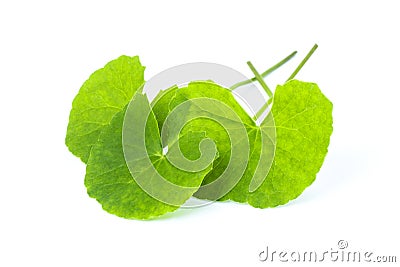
[1,1,399,266]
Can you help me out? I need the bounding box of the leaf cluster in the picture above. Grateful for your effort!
[66,50,333,219]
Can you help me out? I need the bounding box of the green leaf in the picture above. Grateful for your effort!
[151,80,332,208]
[219,114,276,203]
[152,81,275,202]
[247,80,333,207]
[151,81,255,201]
[66,56,145,163]
[85,93,213,219]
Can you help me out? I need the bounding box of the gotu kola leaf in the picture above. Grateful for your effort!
[66,56,145,163]
[151,81,269,202]
[151,81,276,203]
[84,92,215,219]
[85,81,257,219]
[247,80,333,207]
[151,80,332,208]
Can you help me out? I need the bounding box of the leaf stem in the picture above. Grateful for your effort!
[230,51,297,90]
[246,61,273,98]
[252,97,273,121]
[286,44,318,82]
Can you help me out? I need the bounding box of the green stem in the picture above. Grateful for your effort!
[230,51,297,90]
[246,61,273,98]
[253,97,273,120]
[286,44,318,81]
